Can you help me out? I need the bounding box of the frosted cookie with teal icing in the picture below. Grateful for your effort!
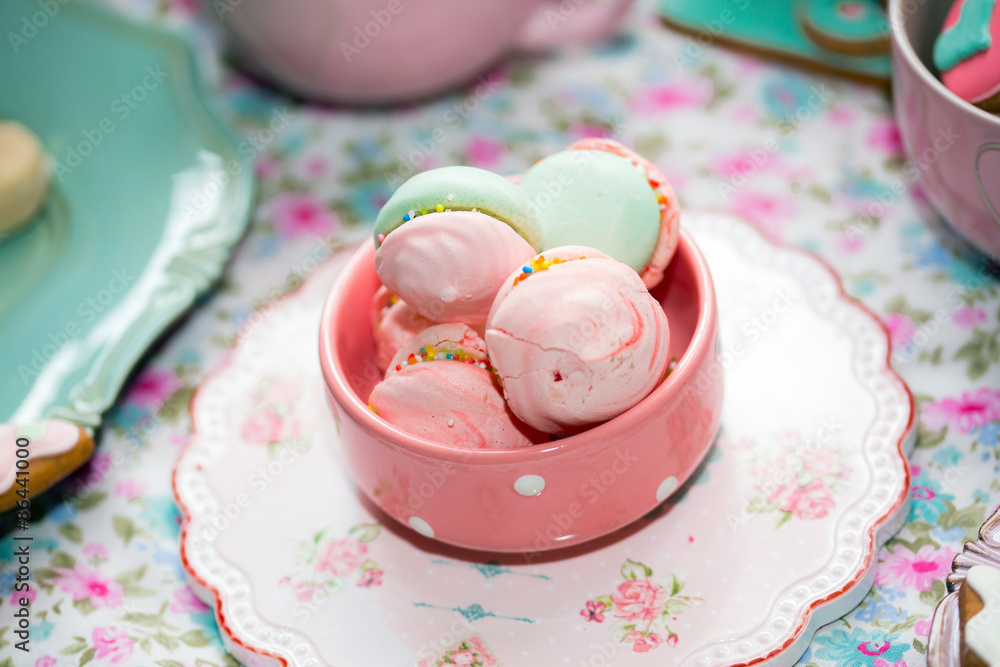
[374,166,542,251]
[960,565,1000,667]
[799,0,890,56]
[934,0,1000,113]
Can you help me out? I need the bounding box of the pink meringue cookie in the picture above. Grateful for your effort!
[486,246,670,434]
[374,210,537,327]
[369,324,543,449]
[370,286,434,372]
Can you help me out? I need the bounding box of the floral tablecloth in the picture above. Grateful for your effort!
[2,0,999,666]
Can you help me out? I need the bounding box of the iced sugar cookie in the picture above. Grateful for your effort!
[958,565,1000,667]
[0,121,50,236]
[0,420,94,512]
[934,0,1000,113]
[799,0,890,56]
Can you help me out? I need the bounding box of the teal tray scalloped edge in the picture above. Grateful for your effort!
[0,2,253,429]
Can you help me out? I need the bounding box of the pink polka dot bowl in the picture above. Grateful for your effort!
[318,230,722,554]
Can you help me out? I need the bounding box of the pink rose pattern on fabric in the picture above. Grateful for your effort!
[263,191,339,239]
[876,544,956,592]
[170,586,210,614]
[126,369,183,408]
[90,625,134,664]
[282,523,383,601]
[744,430,852,527]
[581,559,702,653]
[53,563,126,609]
[922,387,1000,434]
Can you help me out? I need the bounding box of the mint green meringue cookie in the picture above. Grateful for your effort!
[374,166,542,251]
[518,150,660,273]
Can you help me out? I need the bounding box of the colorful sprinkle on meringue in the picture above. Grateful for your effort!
[512,254,586,287]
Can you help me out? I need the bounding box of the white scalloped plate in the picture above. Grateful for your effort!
[174,212,914,667]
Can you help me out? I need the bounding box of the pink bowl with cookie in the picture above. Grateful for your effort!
[318,230,722,554]
[889,0,1000,261]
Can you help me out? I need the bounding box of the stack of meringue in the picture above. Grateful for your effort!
[364,140,680,449]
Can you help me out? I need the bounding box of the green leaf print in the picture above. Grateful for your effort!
[915,423,948,449]
[113,515,137,546]
[59,523,83,543]
[953,328,1000,380]
[663,572,684,596]
[349,523,381,543]
[620,559,652,581]
[180,629,213,647]
[72,491,108,512]
[50,551,76,570]
[918,578,947,607]
[885,295,934,325]
[937,502,987,541]
[116,564,147,586]
[60,636,88,654]
[79,646,96,666]
[157,385,195,423]
[72,598,96,616]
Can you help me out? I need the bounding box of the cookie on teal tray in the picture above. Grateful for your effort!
[799,0,890,56]
[658,0,891,85]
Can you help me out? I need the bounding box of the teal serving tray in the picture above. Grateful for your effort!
[658,0,892,85]
[0,1,253,426]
